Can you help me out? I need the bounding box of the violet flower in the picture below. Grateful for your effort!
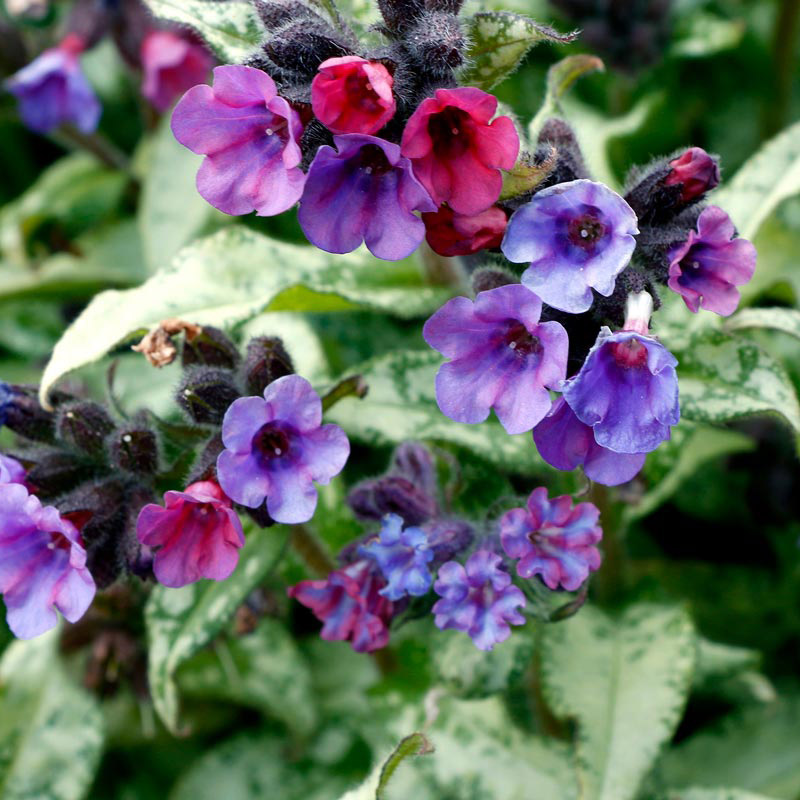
[501,179,639,314]
[171,65,305,217]
[298,133,435,260]
[288,559,393,652]
[533,398,646,486]
[359,513,434,600]
[136,480,245,588]
[499,486,602,591]
[5,34,100,134]
[216,375,350,524]
[0,482,95,639]
[423,283,568,434]
[667,205,757,316]
[0,454,26,485]
[433,550,526,651]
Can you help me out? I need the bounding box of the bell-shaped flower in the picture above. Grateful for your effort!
[423,204,507,257]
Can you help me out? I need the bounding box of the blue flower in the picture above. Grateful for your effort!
[360,513,434,601]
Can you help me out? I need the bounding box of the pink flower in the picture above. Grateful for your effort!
[171,65,305,216]
[422,204,507,256]
[664,147,720,204]
[0,454,25,485]
[311,56,396,135]
[136,480,245,588]
[400,87,519,216]
[141,30,213,113]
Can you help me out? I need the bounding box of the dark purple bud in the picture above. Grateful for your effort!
[1,384,59,443]
[176,367,241,425]
[242,336,294,397]
[391,442,437,498]
[378,0,425,35]
[243,503,277,528]
[471,266,517,294]
[181,326,241,369]
[403,11,466,76]
[20,447,96,496]
[664,147,720,204]
[186,433,224,485]
[424,517,474,565]
[252,0,321,29]
[56,401,116,458]
[536,119,589,184]
[264,21,352,79]
[348,475,438,526]
[108,419,159,475]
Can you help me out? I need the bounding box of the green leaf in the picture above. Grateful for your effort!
[671,12,746,58]
[540,604,696,800]
[141,0,263,62]
[658,697,800,798]
[660,790,780,800]
[139,116,222,274]
[325,349,550,475]
[177,618,317,737]
[145,524,287,734]
[691,636,775,704]
[39,226,452,407]
[0,631,105,800]
[713,120,800,239]
[459,12,577,90]
[667,328,800,433]
[725,307,800,341]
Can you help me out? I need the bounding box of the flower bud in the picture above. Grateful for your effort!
[664,147,720,204]
[108,419,159,475]
[377,0,425,35]
[424,517,474,565]
[348,475,438,526]
[1,384,59,443]
[535,119,589,185]
[56,401,116,458]
[22,446,96,496]
[176,367,241,425]
[403,11,465,77]
[242,336,294,396]
[471,266,517,294]
[265,21,352,80]
[186,433,224,485]
[423,205,507,257]
[181,325,241,369]
[391,442,437,496]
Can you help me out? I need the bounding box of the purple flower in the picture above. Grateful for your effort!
[0,454,26,485]
[171,65,305,217]
[499,486,602,591]
[217,375,350,524]
[298,134,435,260]
[423,284,568,434]
[359,513,434,600]
[562,328,679,453]
[664,147,720,204]
[5,34,101,134]
[0,482,95,639]
[288,559,393,652]
[501,180,639,314]
[533,397,645,486]
[667,206,757,316]
[136,480,245,588]
[432,550,525,651]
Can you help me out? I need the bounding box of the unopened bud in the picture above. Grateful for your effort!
[348,475,438,526]
[391,442,437,496]
[404,11,465,76]
[23,447,96,496]
[623,291,653,335]
[425,517,473,564]
[377,0,425,34]
[471,267,517,294]
[265,22,351,79]
[243,336,294,396]
[56,401,116,458]
[181,326,241,369]
[177,367,241,425]
[186,433,224,485]
[1,384,60,443]
[253,0,318,30]
[108,419,159,475]
[664,147,720,204]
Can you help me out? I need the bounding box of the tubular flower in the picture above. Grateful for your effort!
[5,34,100,134]
[217,375,350,524]
[0,482,95,639]
[311,56,396,135]
[423,284,569,434]
[288,560,393,652]
[667,205,757,316]
[136,480,245,588]
[499,486,602,591]
[501,179,639,314]
[171,65,305,216]
[400,87,519,216]
[432,550,525,651]
[422,204,507,257]
[298,133,435,260]
[664,147,720,204]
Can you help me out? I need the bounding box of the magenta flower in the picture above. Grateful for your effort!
[533,398,645,486]
[136,480,245,588]
[664,147,720,204]
[171,65,305,216]
[423,284,568,434]
[667,205,757,316]
[141,30,213,113]
[5,34,100,134]
[0,454,25,485]
[217,375,350,524]
[0,482,95,639]
[500,486,602,591]
[432,550,525,651]
[400,87,519,216]
[288,559,393,652]
[562,328,679,453]
[423,204,507,257]
[502,180,639,314]
[298,133,435,260]
[311,56,396,135]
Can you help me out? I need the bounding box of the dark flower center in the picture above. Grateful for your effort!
[503,321,542,357]
[358,144,393,176]
[345,72,383,113]
[567,213,606,251]
[429,107,471,158]
[47,531,72,552]
[610,337,648,368]
[253,423,291,461]
[264,115,288,141]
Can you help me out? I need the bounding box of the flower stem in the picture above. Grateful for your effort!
[289,524,336,576]
[52,125,133,175]
[590,482,627,604]
[763,0,800,137]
